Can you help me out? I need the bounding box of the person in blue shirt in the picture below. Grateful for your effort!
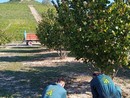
[90,72,122,98]
[41,78,67,98]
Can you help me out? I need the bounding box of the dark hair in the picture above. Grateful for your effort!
[57,77,65,83]
[93,72,101,76]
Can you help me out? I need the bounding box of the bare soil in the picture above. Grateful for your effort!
[28,5,42,23]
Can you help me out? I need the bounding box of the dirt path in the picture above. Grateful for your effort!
[28,5,42,23]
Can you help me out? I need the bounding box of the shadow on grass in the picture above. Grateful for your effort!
[0,48,48,53]
[0,62,92,98]
[117,67,130,79]
[0,47,64,62]
[0,46,60,62]
[0,52,59,62]
[0,46,130,97]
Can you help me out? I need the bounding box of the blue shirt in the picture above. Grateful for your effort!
[42,83,67,98]
[90,74,122,98]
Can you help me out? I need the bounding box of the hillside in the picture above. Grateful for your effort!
[0,0,54,41]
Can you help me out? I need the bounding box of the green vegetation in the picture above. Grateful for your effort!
[37,0,130,76]
[10,0,21,2]
[0,0,54,45]
[34,4,55,16]
[36,9,67,58]
[0,3,36,41]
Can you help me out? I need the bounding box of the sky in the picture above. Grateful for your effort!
[110,0,114,3]
[0,0,9,3]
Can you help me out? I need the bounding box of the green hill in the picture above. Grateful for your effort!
[0,0,54,42]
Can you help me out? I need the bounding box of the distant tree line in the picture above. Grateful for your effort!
[42,0,51,4]
[10,0,21,2]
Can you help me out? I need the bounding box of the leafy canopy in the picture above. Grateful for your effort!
[37,0,130,75]
[57,0,130,74]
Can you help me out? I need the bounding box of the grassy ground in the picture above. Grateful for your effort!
[0,1,53,41]
[0,44,90,97]
[0,3,36,40]
[34,4,55,16]
[0,43,130,98]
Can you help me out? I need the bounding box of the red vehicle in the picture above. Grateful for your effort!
[24,33,39,45]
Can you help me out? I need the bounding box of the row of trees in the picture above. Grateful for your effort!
[36,0,130,75]
[0,30,11,45]
[9,0,21,2]
[42,0,51,4]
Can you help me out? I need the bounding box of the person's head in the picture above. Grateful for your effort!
[93,71,101,78]
[57,78,66,87]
